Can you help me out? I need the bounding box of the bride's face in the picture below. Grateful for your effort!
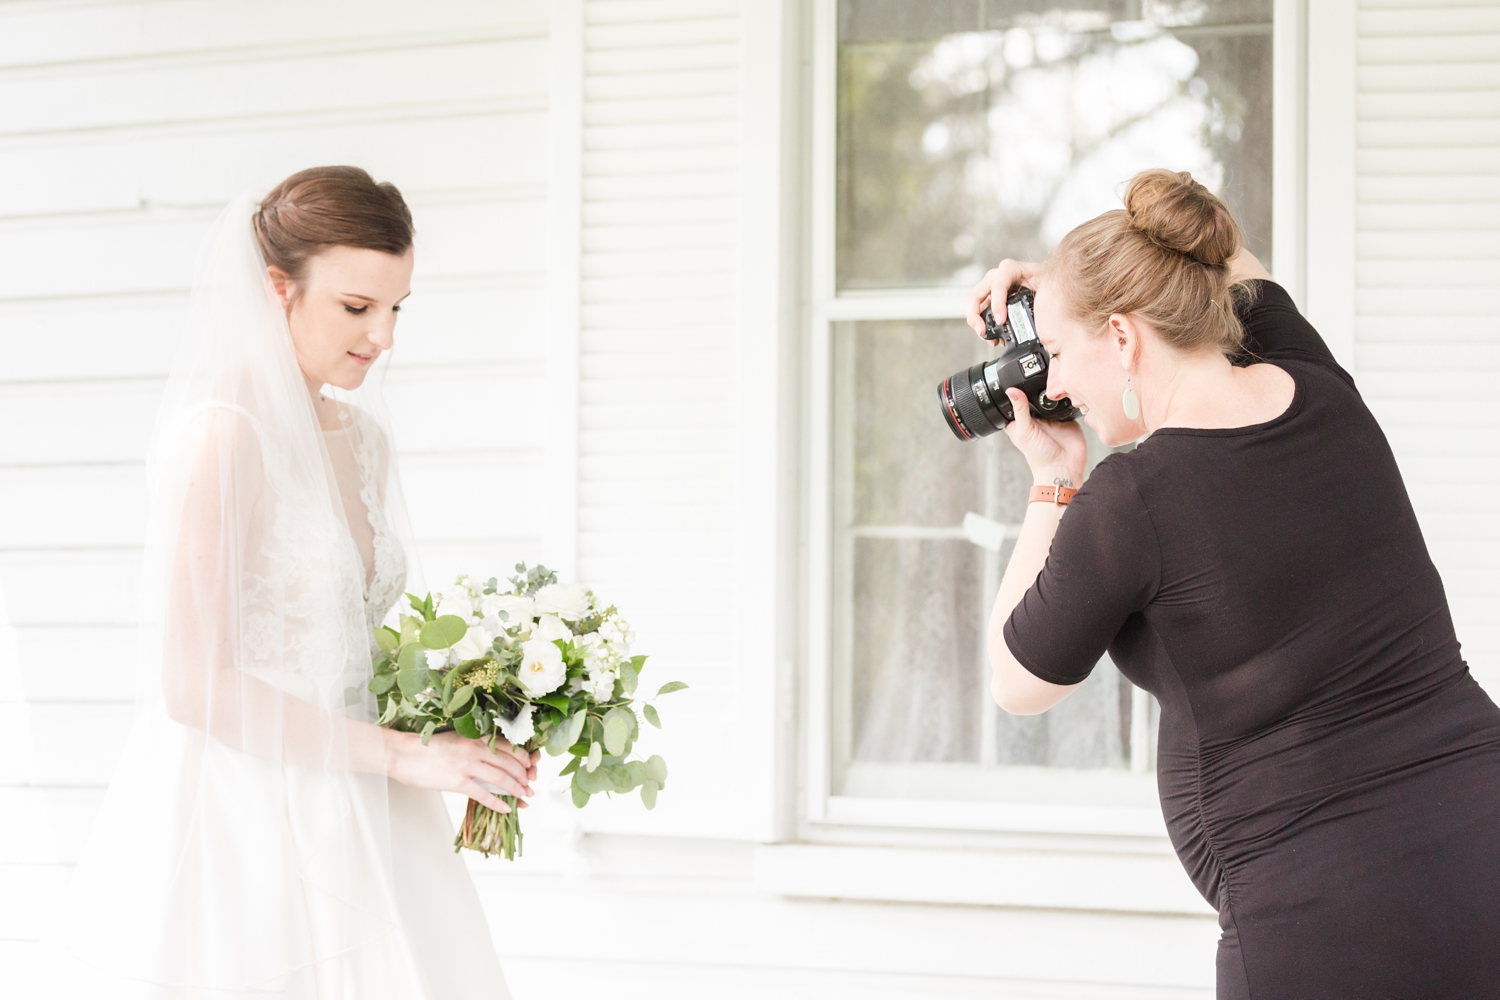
[274,245,414,392]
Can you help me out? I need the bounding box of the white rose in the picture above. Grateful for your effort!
[533,583,592,621]
[425,649,450,671]
[531,614,572,644]
[517,638,566,697]
[496,704,535,746]
[435,593,475,622]
[482,594,536,628]
[451,624,493,662]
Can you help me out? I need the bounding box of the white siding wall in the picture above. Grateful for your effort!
[6,1,1497,998]
[0,0,552,988]
[1355,1,1500,688]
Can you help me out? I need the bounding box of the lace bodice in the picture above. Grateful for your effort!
[323,415,407,633]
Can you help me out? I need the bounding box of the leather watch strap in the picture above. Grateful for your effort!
[1028,484,1078,506]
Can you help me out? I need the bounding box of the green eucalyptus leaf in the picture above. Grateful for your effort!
[420,615,469,650]
[452,711,481,739]
[641,780,659,810]
[625,760,648,787]
[375,626,400,652]
[618,663,639,695]
[369,671,398,695]
[630,654,648,673]
[536,693,571,712]
[643,703,661,728]
[585,741,602,773]
[656,681,688,696]
[566,710,587,747]
[570,775,590,808]
[559,757,580,776]
[544,718,573,757]
[419,720,438,745]
[397,659,430,698]
[446,684,474,716]
[604,764,635,794]
[576,764,611,795]
[644,755,668,784]
[602,707,632,756]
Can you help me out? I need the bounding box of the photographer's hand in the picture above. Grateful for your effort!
[966,259,1043,337]
[1001,387,1087,489]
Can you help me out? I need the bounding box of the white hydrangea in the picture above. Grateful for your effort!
[599,616,634,652]
[585,667,617,703]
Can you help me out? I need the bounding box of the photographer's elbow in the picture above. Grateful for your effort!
[990,673,1047,716]
[989,644,1075,716]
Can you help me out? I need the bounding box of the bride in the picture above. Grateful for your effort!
[60,166,532,998]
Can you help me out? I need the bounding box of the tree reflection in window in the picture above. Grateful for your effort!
[837,0,1272,290]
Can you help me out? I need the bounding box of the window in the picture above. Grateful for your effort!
[806,0,1275,832]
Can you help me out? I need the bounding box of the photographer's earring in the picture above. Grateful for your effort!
[1122,375,1141,421]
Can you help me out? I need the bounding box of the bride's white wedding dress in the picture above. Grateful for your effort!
[56,194,511,999]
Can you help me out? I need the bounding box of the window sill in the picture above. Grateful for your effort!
[818,793,1169,838]
[753,840,1215,916]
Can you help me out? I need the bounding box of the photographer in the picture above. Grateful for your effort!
[973,169,1500,998]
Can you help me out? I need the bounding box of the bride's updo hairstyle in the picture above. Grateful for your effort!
[253,165,414,285]
[1047,168,1247,354]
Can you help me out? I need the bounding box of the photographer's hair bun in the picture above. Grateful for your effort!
[1046,168,1249,355]
[1124,169,1241,267]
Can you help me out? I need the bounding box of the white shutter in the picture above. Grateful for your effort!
[1355,2,1500,690]
[570,1,745,834]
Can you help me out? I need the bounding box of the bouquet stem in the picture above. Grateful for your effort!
[456,797,523,859]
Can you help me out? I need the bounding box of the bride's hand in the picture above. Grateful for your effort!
[385,730,538,813]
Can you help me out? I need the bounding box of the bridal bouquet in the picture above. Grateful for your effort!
[369,564,686,859]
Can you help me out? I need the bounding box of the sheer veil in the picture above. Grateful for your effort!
[62,192,417,995]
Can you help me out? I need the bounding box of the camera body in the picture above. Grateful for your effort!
[938,287,1081,441]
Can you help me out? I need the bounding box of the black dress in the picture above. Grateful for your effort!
[1004,282,1500,999]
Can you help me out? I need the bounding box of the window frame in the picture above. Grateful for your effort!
[800,0,1309,840]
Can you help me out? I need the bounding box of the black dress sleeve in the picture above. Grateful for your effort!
[1002,456,1161,686]
[1234,280,1355,389]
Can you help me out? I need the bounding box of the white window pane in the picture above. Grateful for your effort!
[836,0,1273,290]
[831,319,1152,793]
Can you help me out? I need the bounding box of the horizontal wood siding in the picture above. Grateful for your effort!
[0,0,551,968]
[1356,0,1500,686]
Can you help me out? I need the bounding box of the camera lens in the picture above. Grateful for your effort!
[1036,393,1059,411]
[939,362,1007,440]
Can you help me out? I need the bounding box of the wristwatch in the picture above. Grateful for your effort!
[1028,484,1078,506]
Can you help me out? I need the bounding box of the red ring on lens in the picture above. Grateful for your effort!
[941,377,974,440]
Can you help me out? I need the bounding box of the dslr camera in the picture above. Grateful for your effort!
[937,287,1081,441]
